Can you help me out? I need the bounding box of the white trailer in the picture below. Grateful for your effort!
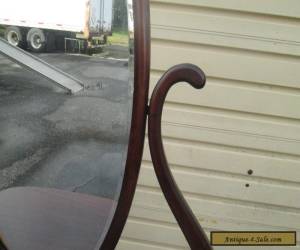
[0,0,114,52]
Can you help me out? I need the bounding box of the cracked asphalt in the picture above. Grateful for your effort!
[0,52,132,200]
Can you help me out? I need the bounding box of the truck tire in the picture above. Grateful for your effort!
[5,26,25,48]
[27,28,46,53]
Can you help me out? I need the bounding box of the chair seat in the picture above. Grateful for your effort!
[0,187,115,250]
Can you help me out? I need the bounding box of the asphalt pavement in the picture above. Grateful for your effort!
[0,52,132,200]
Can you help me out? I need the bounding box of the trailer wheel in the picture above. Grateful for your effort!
[27,28,46,53]
[5,26,25,48]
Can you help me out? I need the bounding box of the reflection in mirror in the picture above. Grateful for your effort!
[0,0,133,249]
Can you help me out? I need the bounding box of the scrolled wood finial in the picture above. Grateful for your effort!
[148,64,212,250]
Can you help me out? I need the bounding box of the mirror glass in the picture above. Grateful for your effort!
[0,0,133,249]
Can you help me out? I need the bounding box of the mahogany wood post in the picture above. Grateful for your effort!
[99,0,151,249]
[148,64,213,250]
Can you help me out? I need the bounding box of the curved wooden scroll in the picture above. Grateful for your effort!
[148,64,212,250]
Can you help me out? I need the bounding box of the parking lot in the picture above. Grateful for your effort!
[0,52,132,200]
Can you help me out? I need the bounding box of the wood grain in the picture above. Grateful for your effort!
[148,64,212,249]
[0,187,115,250]
[99,0,151,249]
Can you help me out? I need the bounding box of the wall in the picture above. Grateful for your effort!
[118,1,300,249]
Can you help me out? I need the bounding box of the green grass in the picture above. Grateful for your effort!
[107,30,129,45]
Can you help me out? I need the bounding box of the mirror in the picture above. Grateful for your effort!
[0,0,149,249]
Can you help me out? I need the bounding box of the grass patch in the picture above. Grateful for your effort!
[107,30,129,45]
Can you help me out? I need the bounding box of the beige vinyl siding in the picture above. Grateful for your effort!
[118,1,300,249]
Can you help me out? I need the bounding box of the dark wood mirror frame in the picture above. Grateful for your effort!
[99,1,151,249]
[102,1,212,250]
[101,0,212,250]
[0,1,212,249]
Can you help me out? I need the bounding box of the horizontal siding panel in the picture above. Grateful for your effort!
[133,188,300,231]
[125,189,300,249]
[139,163,300,209]
[143,139,300,184]
[152,26,300,57]
[131,205,300,233]
[122,218,188,248]
[121,1,300,249]
[117,239,182,250]
[121,218,300,250]
[151,41,300,89]
[160,121,300,156]
[151,0,300,19]
[162,106,300,142]
[150,74,300,120]
[151,7,300,44]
